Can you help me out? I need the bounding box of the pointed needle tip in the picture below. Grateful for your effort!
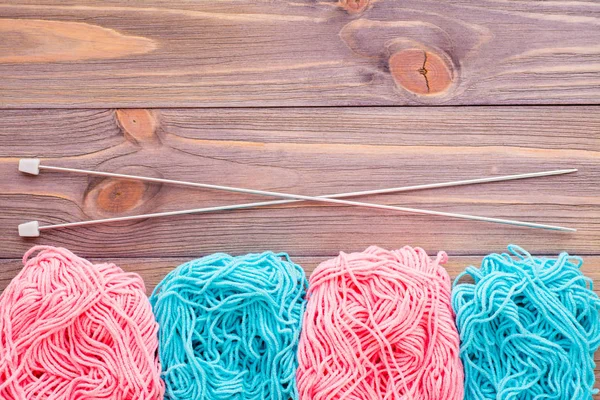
[559,227,577,232]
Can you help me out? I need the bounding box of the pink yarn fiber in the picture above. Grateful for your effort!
[297,246,464,400]
[0,246,164,399]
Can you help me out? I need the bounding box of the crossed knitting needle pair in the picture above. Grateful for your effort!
[17,158,577,237]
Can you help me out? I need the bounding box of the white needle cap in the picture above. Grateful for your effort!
[19,159,41,175]
[19,221,40,237]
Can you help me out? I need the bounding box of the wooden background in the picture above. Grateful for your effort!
[1,0,599,395]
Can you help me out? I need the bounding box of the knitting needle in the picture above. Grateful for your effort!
[18,159,576,236]
[19,159,577,200]
[19,159,576,198]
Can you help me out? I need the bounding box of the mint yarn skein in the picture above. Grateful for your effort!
[453,245,600,399]
[150,251,308,400]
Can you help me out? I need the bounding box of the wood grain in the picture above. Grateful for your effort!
[1,106,598,259]
[1,0,600,107]
[2,0,599,391]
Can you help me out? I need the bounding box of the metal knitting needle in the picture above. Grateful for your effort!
[18,159,576,236]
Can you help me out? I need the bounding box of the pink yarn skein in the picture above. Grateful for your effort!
[0,246,164,399]
[297,246,464,400]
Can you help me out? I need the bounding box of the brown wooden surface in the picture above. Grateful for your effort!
[1,0,600,107]
[1,107,598,258]
[1,0,600,394]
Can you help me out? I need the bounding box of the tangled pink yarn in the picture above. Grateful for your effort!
[0,246,164,399]
[297,246,464,400]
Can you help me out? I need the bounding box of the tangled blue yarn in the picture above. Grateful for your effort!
[150,252,307,400]
[452,245,600,399]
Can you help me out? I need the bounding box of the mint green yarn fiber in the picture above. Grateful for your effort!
[150,252,307,400]
[452,245,600,399]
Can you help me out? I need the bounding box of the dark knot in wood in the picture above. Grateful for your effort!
[82,166,163,219]
[116,109,160,145]
[389,49,453,95]
[339,0,369,14]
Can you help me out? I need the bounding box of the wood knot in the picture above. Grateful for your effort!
[83,166,163,219]
[389,49,453,96]
[116,109,160,145]
[339,0,369,14]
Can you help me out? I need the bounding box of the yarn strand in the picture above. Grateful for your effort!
[297,245,464,400]
[150,251,307,400]
[0,246,164,399]
[453,245,600,399]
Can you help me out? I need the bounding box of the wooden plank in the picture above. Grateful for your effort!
[1,1,600,107]
[0,106,598,258]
